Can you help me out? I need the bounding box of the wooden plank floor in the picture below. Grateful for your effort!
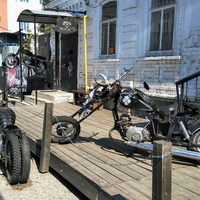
[11,102,200,200]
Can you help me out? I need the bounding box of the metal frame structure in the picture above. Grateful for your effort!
[17,9,85,104]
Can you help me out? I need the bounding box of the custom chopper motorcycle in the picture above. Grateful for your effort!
[0,99,31,185]
[3,45,47,74]
[51,67,200,152]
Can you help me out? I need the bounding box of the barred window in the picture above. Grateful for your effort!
[150,0,176,51]
[101,1,117,55]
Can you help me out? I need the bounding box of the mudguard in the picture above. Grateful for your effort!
[0,107,16,128]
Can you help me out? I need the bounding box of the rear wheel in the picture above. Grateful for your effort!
[51,116,80,144]
[4,133,21,184]
[19,133,31,183]
[190,131,200,152]
[188,119,200,152]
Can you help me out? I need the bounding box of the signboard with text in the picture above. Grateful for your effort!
[52,17,77,34]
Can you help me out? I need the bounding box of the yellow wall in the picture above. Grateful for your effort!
[0,0,8,31]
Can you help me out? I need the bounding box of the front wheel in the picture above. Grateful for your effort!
[51,116,81,144]
[4,133,21,184]
[4,54,19,68]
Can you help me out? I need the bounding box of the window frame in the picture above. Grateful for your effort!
[100,1,117,58]
[149,0,176,53]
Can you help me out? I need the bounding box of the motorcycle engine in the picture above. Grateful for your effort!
[119,114,151,142]
[125,125,151,142]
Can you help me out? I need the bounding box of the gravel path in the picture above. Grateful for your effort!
[0,155,88,200]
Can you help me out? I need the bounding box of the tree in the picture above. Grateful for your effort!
[38,0,52,34]
[42,0,52,9]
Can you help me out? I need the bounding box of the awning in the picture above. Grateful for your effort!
[0,30,30,34]
[17,9,80,24]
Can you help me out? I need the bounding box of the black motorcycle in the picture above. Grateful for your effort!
[51,68,200,153]
[3,45,47,74]
[0,100,31,184]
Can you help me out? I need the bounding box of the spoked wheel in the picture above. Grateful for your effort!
[4,54,19,68]
[4,133,21,185]
[19,133,31,183]
[51,116,81,144]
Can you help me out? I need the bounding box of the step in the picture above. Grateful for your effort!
[31,90,73,103]
[24,95,53,106]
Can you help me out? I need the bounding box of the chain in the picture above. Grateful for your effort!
[71,140,149,166]
[12,106,45,118]
[148,152,172,159]
[53,116,151,166]
[68,134,172,166]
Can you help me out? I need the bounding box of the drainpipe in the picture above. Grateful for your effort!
[83,15,88,91]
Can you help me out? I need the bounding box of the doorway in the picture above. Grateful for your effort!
[60,32,78,91]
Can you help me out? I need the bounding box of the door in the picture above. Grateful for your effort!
[38,33,53,90]
[60,32,78,91]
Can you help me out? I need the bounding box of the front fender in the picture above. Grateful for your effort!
[4,126,22,138]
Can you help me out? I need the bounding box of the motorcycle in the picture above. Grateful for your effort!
[0,99,31,184]
[51,68,200,153]
[3,45,47,74]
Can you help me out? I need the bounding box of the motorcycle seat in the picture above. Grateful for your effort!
[157,104,178,117]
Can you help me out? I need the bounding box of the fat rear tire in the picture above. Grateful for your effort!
[5,133,21,185]
[51,116,80,144]
[19,133,31,183]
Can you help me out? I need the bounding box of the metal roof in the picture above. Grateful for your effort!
[17,9,79,24]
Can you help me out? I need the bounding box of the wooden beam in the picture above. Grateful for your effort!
[39,102,53,173]
[152,140,172,200]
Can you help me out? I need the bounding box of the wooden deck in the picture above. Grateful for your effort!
[11,102,200,200]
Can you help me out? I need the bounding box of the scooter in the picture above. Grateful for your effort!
[0,100,31,184]
[51,68,200,153]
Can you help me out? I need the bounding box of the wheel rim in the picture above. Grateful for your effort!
[196,135,200,152]
[54,122,74,139]
[51,116,81,143]
[5,55,19,68]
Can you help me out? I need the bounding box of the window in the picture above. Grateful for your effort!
[150,0,175,51]
[101,1,117,55]
[20,22,30,31]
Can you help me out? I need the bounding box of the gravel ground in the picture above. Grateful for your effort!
[0,155,88,200]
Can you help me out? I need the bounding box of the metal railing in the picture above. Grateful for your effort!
[175,71,200,112]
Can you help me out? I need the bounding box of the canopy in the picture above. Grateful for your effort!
[16,9,86,104]
[17,9,79,24]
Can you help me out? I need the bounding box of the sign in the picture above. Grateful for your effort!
[52,17,77,34]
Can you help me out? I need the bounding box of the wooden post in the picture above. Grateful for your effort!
[39,102,53,173]
[152,140,172,200]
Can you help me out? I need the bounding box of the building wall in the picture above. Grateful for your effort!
[0,0,8,31]
[7,0,42,32]
[48,0,200,101]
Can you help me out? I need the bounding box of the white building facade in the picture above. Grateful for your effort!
[7,0,43,32]
[47,0,200,102]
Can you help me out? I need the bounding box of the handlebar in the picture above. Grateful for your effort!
[95,67,134,87]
